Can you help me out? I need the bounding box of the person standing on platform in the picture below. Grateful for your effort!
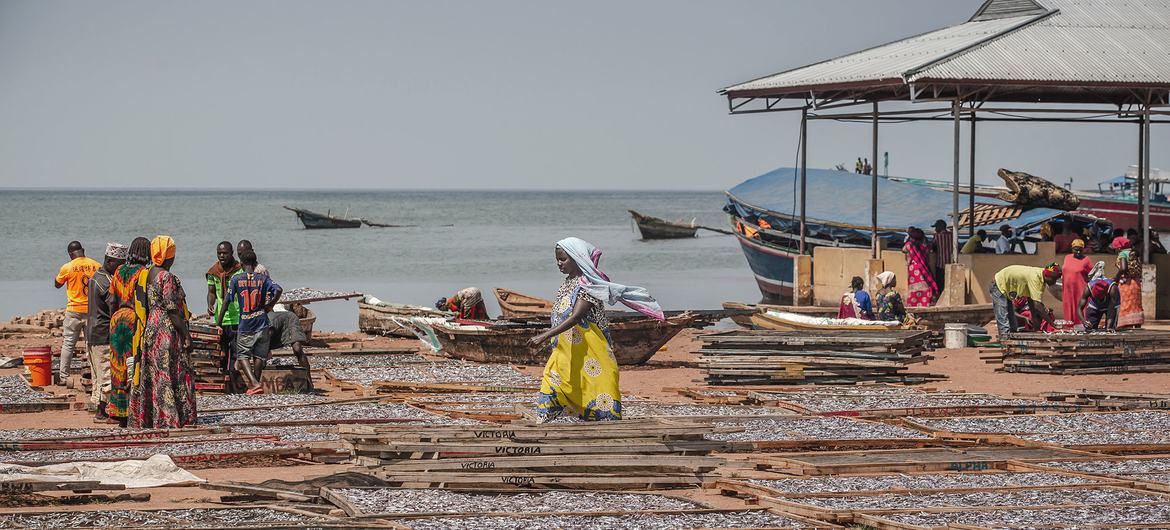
[54,241,101,384]
[989,264,1061,338]
[931,220,954,291]
[129,235,197,429]
[206,241,243,372]
[86,243,126,421]
[902,228,938,307]
[1115,239,1144,329]
[1061,239,1092,325]
[1053,223,1078,254]
[219,250,282,394]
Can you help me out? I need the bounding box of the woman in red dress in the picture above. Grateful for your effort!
[1061,239,1092,325]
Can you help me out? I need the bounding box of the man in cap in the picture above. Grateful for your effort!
[86,243,126,421]
[53,241,101,385]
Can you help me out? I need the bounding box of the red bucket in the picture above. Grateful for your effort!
[23,347,53,387]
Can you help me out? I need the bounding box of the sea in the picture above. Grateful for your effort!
[0,190,760,331]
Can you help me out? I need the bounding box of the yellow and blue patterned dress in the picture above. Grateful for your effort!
[536,277,621,421]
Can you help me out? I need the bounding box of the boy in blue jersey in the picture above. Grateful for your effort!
[217,250,282,394]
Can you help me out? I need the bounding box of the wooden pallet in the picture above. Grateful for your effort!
[749,447,1099,476]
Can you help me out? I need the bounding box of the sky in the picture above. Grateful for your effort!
[0,0,1163,191]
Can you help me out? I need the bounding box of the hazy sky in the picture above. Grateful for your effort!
[0,1,1162,190]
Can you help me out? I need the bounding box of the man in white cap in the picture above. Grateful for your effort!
[85,242,126,422]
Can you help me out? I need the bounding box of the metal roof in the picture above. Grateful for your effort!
[722,0,1170,104]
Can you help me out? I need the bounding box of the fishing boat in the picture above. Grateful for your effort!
[724,167,1096,303]
[283,206,362,229]
[416,312,699,365]
[722,301,994,330]
[628,210,698,239]
[357,296,453,338]
[493,287,554,319]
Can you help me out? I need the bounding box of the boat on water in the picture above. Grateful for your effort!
[493,287,553,319]
[628,210,698,239]
[357,296,453,338]
[283,206,362,229]
[723,167,1098,303]
[722,301,994,330]
[414,312,699,366]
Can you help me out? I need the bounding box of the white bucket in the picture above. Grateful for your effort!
[943,323,968,349]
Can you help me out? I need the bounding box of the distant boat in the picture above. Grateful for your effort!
[283,206,362,229]
[628,210,698,240]
[493,288,554,319]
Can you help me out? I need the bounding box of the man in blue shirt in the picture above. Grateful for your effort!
[217,250,282,394]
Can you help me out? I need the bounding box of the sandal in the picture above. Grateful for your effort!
[245,386,265,395]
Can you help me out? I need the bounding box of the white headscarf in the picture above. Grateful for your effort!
[875,271,896,289]
[556,237,664,321]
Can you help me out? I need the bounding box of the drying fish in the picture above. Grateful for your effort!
[197,393,328,410]
[0,508,330,529]
[749,471,1100,494]
[396,510,815,530]
[779,486,1161,510]
[882,504,1170,527]
[335,488,702,515]
[199,402,443,425]
[708,417,927,442]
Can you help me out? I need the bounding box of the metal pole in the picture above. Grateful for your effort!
[800,107,808,255]
[1139,109,1147,262]
[968,112,976,238]
[1143,107,1152,263]
[871,101,879,259]
[952,100,961,263]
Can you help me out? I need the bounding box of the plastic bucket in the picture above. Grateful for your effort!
[943,323,968,350]
[23,347,53,387]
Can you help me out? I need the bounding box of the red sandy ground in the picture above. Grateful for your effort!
[1,321,1169,515]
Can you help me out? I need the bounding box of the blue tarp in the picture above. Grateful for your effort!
[725,167,1064,236]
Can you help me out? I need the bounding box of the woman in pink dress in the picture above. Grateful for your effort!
[902,228,938,307]
[1061,239,1092,325]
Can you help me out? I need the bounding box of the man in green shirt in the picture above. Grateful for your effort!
[990,263,1061,338]
[207,241,244,371]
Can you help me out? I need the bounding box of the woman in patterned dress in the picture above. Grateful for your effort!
[526,237,663,422]
[902,227,938,307]
[105,237,151,427]
[1114,238,1144,329]
[873,271,907,323]
[128,235,197,429]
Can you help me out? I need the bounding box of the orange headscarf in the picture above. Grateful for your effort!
[150,235,176,266]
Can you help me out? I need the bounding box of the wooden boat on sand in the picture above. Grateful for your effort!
[421,312,700,365]
[629,210,698,240]
[283,206,362,229]
[493,288,554,319]
[358,297,453,338]
[722,301,995,330]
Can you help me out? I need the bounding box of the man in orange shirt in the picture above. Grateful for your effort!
[54,241,100,384]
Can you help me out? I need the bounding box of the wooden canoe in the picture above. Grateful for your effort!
[426,312,699,366]
[493,287,553,319]
[358,300,453,338]
[283,206,362,229]
[629,210,698,240]
[722,301,994,330]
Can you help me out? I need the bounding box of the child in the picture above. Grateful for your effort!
[217,250,282,394]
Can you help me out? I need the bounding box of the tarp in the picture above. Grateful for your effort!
[726,167,1065,236]
[0,454,203,489]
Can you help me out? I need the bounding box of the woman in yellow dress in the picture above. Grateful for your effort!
[527,237,663,421]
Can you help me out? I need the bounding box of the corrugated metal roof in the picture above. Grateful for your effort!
[911,0,1170,85]
[722,16,1031,94]
[723,0,1170,98]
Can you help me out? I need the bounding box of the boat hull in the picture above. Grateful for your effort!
[723,302,994,330]
[430,313,697,366]
[493,288,554,319]
[733,232,796,303]
[358,301,452,338]
[628,210,698,240]
[1074,196,1170,232]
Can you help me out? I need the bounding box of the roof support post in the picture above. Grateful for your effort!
[1143,106,1152,263]
[1138,108,1147,262]
[952,99,961,264]
[800,107,808,255]
[871,101,879,260]
[968,111,977,238]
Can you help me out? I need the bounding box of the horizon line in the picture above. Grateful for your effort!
[0,186,727,193]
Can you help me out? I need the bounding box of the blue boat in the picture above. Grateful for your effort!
[724,167,1074,303]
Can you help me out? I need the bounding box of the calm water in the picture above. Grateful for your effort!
[0,190,758,331]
